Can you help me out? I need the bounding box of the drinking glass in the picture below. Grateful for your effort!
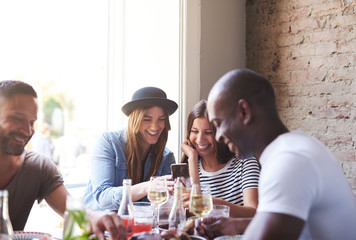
[147,176,169,233]
[132,202,154,234]
[189,183,213,220]
[206,204,230,218]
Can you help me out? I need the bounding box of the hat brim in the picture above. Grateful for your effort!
[122,97,178,116]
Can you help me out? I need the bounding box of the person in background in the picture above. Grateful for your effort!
[31,122,54,162]
[0,80,126,240]
[181,99,259,218]
[85,87,177,211]
[197,68,356,240]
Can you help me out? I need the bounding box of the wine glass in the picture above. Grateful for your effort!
[189,183,213,223]
[147,176,169,233]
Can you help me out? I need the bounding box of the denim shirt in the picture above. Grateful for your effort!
[84,130,175,211]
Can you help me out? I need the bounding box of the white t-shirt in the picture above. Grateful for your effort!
[258,130,356,240]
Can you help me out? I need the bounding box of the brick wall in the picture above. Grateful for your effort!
[246,0,356,194]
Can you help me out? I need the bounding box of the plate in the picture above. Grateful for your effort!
[214,235,243,240]
[13,231,52,240]
[189,236,206,240]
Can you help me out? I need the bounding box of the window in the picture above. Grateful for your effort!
[0,0,186,234]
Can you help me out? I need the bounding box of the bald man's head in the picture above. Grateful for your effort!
[209,68,277,116]
[207,68,279,158]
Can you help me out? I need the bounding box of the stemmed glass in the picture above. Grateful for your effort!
[147,176,169,233]
[189,183,213,222]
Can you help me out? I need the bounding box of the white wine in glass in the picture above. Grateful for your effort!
[189,183,213,219]
[148,189,168,206]
[147,176,169,233]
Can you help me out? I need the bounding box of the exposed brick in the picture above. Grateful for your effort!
[315,134,353,148]
[311,2,343,16]
[295,0,328,9]
[307,29,349,43]
[337,151,356,163]
[246,0,356,190]
[330,68,356,81]
[291,18,319,34]
[309,81,352,94]
[327,119,356,134]
[275,0,291,12]
[336,39,356,53]
[286,118,328,133]
[308,56,325,68]
[290,44,316,57]
[291,69,328,84]
[314,42,337,55]
[310,108,350,119]
[277,10,292,24]
[332,14,356,28]
[328,95,354,108]
[290,8,312,22]
[279,58,309,71]
[277,34,304,47]
[323,55,350,68]
[275,22,291,34]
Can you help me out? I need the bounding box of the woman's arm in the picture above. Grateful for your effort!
[132,150,175,202]
[181,139,200,184]
[130,181,151,201]
[213,187,258,218]
[90,132,125,210]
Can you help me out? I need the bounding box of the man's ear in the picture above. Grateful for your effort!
[237,99,251,126]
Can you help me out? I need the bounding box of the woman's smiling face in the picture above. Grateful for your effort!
[139,106,166,146]
[189,117,215,158]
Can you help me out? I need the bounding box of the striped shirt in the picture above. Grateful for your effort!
[198,156,260,205]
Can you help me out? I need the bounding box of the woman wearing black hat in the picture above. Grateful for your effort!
[84,87,178,211]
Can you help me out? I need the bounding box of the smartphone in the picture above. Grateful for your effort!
[170,163,190,179]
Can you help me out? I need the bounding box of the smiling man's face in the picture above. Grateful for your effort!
[207,91,238,155]
[207,86,253,159]
[0,94,38,156]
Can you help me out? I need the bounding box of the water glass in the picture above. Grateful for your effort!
[207,204,230,218]
[132,202,154,234]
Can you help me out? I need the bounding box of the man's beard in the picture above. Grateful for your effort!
[0,130,30,156]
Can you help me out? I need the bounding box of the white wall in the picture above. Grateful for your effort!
[200,0,246,99]
[180,0,246,159]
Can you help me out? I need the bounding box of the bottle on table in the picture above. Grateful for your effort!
[63,196,90,240]
[118,179,135,239]
[0,190,13,240]
[168,178,186,234]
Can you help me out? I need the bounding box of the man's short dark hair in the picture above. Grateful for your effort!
[0,80,37,99]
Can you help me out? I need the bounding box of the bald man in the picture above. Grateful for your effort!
[197,69,356,240]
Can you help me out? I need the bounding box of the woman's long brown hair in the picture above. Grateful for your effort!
[181,99,234,164]
[125,107,171,185]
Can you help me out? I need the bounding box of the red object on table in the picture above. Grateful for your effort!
[122,217,134,239]
[133,222,152,234]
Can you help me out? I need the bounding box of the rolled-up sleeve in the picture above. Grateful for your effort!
[91,132,125,210]
[160,150,176,175]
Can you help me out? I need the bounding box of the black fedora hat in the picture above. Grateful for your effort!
[122,87,178,116]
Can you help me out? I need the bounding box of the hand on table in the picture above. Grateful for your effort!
[87,209,126,240]
[196,217,242,239]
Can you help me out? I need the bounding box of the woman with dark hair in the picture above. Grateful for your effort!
[85,87,178,211]
[181,99,259,217]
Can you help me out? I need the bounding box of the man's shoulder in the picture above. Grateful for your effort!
[261,130,326,165]
[24,150,57,169]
